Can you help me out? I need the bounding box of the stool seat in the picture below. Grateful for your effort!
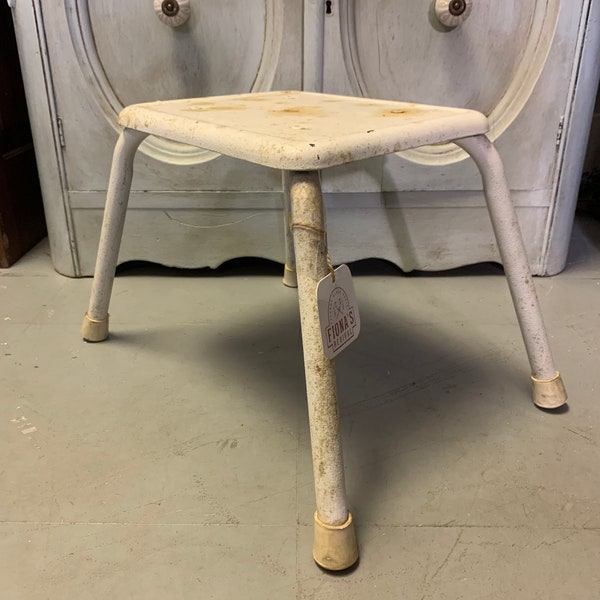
[118,90,489,170]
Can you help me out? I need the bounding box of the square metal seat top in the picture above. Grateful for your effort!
[119,91,489,170]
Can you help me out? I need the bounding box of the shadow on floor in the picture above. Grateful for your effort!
[104,265,548,522]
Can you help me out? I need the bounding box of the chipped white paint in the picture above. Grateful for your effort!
[11,415,39,437]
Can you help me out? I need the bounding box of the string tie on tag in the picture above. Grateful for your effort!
[291,221,335,282]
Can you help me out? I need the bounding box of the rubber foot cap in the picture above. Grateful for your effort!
[532,371,567,409]
[82,313,109,342]
[313,511,358,571]
[282,264,298,288]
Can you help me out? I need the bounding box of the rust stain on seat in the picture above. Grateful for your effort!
[269,106,326,117]
[380,107,424,118]
[184,104,238,112]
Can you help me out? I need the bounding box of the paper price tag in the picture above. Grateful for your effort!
[316,264,361,359]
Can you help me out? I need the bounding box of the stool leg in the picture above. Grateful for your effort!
[281,171,297,287]
[82,128,148,342]
[289,171,358,570]
[456,135,567,409]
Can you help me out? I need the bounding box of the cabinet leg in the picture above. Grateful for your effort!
[290,170,358,570]
[82,129,148,342]
[456,135,567,409]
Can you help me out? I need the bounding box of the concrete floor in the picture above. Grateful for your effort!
[1,215,599,599]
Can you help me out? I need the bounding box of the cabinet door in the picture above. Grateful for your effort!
[39,0,302,273]
[319,0,586,272]
[59,0,301,184]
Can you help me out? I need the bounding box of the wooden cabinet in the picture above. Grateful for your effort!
[10,0,600,276]
[318,0,600,273]
[0,0,45,268]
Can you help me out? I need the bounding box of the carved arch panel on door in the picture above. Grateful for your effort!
[339,0,560,165]
[65,0,284,165]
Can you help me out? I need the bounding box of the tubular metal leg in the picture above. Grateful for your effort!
[281,171,297,288]
[82,129,148,342]
[289,171,358,570]
[456,135,567,409]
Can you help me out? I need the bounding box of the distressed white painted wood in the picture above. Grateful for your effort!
[10,0,302,276]
[8,0,600,276]
[320,0,600,274]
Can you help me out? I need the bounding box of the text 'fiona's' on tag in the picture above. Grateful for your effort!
[316,264,361,360]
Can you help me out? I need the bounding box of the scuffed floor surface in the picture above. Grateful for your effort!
[1,215,599,599]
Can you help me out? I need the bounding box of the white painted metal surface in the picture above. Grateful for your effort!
[82,90,567,569]
[456,136,557,380]
[288,170,357,570]
[288,171,349,525]
[82,129,148,342]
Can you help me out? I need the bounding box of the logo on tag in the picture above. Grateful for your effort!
[316,264,360,359]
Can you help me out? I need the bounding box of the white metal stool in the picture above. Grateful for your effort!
[82,91,567,571]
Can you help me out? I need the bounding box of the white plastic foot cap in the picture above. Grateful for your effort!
[531,371,567,409]
[82,313,109,342]
[313,511,358,571]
